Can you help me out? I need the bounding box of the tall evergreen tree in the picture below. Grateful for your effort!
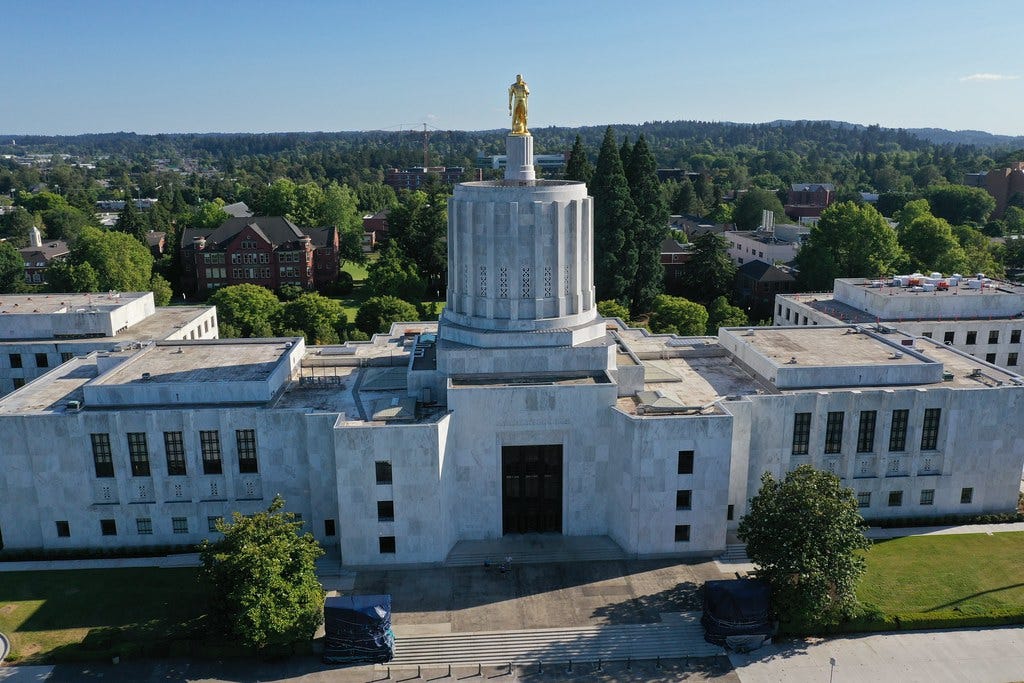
[564,135,594,185]
[591,127,638,303]
[625,135,667,314]
[619,137,633,174]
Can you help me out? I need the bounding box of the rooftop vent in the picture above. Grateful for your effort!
[744,328,755,336]
[787,356,798,364]
[66,400,81,411]
[141,372,152,381]
[891,351,903,359]
[285,342,293,349]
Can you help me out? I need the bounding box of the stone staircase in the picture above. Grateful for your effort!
[444,535,630,567]
[718,543,749,562]
[388,612,722,666]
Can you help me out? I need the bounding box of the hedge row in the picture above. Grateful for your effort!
[0,544,199,563]
[779,605,1024,637]
[865,511,1024,529]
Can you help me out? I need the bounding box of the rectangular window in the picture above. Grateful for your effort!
[1010,353,1019,367]
[888,409,909,452]
[674,524,691,542]
[127,432,150,477]
[676,490,692,510]
[136,517,153,535]
[100,519,117,536]
[200,431,222,474]
[986,353,996,363]
[12,377,24,388]
[920,489,934,506]
[91,433,114,477]
[1012,330,1021,344]
[235,429,258,474]
[677,450,695,474]
[35,353,48,368]
[379,536,396,554]
[888,490,903,507]
[922,332,933,339]
[727,504,734,521]
[944,331,955,344]
[792,413,811,455]
[857,411,876,453]
[966,331,977,345]
[55,520,70,537]
[375,461,392,484]
[960,487,973,504]
[207,516,222,532]
[164,431,186,475]
[857,492,871,508]
[377,500,395,522]
[324,519,336,536]
[8,353,22,368]
[172,517,188,534]
[921,408,941,450]
[824,412,844,453]
[61,352,74,362]
[989,330,999,344]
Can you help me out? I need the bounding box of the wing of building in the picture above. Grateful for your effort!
[2,138,1023,564]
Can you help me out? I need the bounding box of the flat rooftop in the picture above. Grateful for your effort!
[0,292,149,316]
[92,339,292,386]
[741,327,919,367]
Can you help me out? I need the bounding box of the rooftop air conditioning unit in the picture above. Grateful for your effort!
[66,400,81,411]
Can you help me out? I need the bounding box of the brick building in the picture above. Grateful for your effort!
[180,217,339,295]
[785,183,834,220]
[964,163,1024,218]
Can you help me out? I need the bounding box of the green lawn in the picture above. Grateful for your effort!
[0,568,206,663]
[858,532,1024,617]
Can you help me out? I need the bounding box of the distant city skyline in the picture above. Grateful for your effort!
[2,0,1023,137]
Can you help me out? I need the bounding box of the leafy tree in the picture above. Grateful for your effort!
[706,295,747,334]
[355,295,418,335]
[356,182,398,213]
[42,204,93,241]
[564,135,593,185]
[117,195,144,242]
[733,188,786,230]
[386,187,447,292]
[209,284,282,337]
[45,260,99,293]
[924,185,995,224]
[277,284,305,301]
[191,201,230,231]
[69,227,154,291]
[597,299,630,320]
[648,294,708,336]
[625,135,667,314]
[898,213,966,274]
[199,496,324,650]
[591,127,638,303]
[704,203,733,225]
[679,232,735,304]
[795,202,903,290]
[1004,206,1024,235]
[0,206,38,246]
[670,177,696,215]
[952,224,1004,278]
[366,246,426,301]
[0,241,24,293]
[149,273,173,306]
[278,292,347,345]
[738,466,871,627]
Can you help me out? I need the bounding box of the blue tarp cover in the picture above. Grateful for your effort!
[701,579,773,647]
[323,594,395,665]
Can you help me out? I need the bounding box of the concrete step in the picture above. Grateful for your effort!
[388,613,721,666]
[445,536,630,567]
[718,544,749,561]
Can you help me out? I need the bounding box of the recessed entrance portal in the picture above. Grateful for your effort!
[502,444,562,534]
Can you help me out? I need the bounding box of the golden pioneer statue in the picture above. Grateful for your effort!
[508,74,530,135]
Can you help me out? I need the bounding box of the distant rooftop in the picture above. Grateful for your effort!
[0,291,148,316]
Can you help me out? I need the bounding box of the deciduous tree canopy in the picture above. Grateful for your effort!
[738,466,871,627]
[795,202,903,290]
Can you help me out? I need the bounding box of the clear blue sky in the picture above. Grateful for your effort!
[3,0,1023,136]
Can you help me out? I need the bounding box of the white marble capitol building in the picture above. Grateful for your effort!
[2,109,1024,566]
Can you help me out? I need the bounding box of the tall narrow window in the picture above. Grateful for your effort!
[375,461,392,484]
[127,432,150,477]
[792,413,811,455]
[1012,330,1021,344]
[91,433,114,478]
[8,353,22,368]
[889,409,909,452]
[824,412,844,454]
[200,430,222,474]
[235,429,258,474]
[377,500,395,522]
[676,490,692,510]
[989,330,999,344]
[35,353,49,368]
[677,450,694,474]
[856,411,876,453]
[921,408,941,451]
[164,431,186,475]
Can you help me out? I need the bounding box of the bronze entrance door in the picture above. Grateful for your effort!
[502,444,562,534]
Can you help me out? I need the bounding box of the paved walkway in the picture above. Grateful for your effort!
[729,626,1024,683]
